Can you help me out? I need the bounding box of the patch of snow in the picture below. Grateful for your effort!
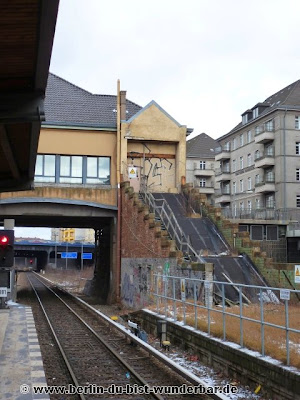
[7,300,24,308]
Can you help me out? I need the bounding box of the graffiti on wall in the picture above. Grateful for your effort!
[127,143,175,191]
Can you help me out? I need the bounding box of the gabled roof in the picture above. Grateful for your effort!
[219,79,300,140]
[44,73,142,128]
[186,133,218,158]
[126,100,182,126]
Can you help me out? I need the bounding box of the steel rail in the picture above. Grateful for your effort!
[34,272,230,400]
[29,273,164,400]
[27,274,86,400]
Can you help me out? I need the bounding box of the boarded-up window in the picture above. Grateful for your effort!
[239,225,248,232]
[250,225,263,240]
[266,226,278,241]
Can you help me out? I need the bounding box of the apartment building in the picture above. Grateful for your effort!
[186,133,218,204]
[214,79,300,260]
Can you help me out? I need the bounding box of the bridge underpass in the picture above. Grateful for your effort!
[0,198,118,303]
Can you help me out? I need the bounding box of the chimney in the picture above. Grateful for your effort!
[120,90,127,121]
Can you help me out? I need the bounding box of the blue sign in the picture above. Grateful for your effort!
[82,253,92,260]
[61,252,77,259]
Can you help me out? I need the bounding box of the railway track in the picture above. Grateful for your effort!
[27,272,230,400]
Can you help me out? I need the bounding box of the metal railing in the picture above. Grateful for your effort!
[153,274,300,366]
[139,188,205,262]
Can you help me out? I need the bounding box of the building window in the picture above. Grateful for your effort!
[248,177,252,190]
[265,119,274,131]
[247,130,252,143]
[266,194,275,208]
[240,156,244,169]
[247,153,252,166]
[240,201,244,211]
[87,156,110,184]
[255,198,260,209]
[240,134,244,147]
[297,169,300,181]
[232,137,237,150]
[255,125,262,135]
[232,181,236,194]
[199,161,206,170]
[295,116,300,129]
[240,179,244,192]
[34,154,111,185]
[253,108,259,119]
[224,142,230,151]
[199,178,206,187]
[242,115,248,125]
[255,150,261,160]
[35,154,56,183]
[255,174,260,185]
[60,156,83,183]
[232,159,236,172]
[297,195,300,208]
[296,142,300,155]
[248,200,252,211]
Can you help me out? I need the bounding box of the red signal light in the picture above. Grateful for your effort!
[0,236,9,244]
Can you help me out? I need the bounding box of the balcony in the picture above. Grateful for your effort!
[254,149,275,168]
[255,122,275,144]
[194,186,215,195]
[215,188,231,203]
[215,167,231,182]
[215,146,231,162]
[194,168,214,177]
[255,176,275,193]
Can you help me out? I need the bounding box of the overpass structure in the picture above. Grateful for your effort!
[14,240,95,270]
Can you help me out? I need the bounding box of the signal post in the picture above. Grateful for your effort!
[0,219,15,308]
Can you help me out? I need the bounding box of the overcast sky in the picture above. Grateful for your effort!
[18,0,300,239]
[49,0,300,140]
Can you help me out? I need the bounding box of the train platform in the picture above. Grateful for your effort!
[0,302,49,400]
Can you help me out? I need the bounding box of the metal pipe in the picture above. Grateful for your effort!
[283,109,287,210]
[116,80,121,301]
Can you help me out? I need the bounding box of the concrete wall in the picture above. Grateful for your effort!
[137,311,299,400]
[121,258,177,308]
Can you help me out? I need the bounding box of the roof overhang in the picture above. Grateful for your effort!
[0,0,59,192]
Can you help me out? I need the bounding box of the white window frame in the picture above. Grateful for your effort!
[199,161,206,170]
[240,133,244,147]
[247,200,252,211]
[240,156,244,170]
[247,153,252,166]
[232,181,236,194]
[232,137,237,150]
[240,179,244,193]
[297,195,300,208]
[199,178,206,187]
[248,177,252,190]
[247,130,252,143]
[232,159,236,172]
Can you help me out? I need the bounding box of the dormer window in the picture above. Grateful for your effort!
[253,108,259,119]
[242,110,252,125]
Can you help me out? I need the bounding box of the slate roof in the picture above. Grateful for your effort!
[44,73,142,128]
[186,133,219,158]
[218,79,300,140]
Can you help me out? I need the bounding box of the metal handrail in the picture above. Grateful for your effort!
[140,188,205,263]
